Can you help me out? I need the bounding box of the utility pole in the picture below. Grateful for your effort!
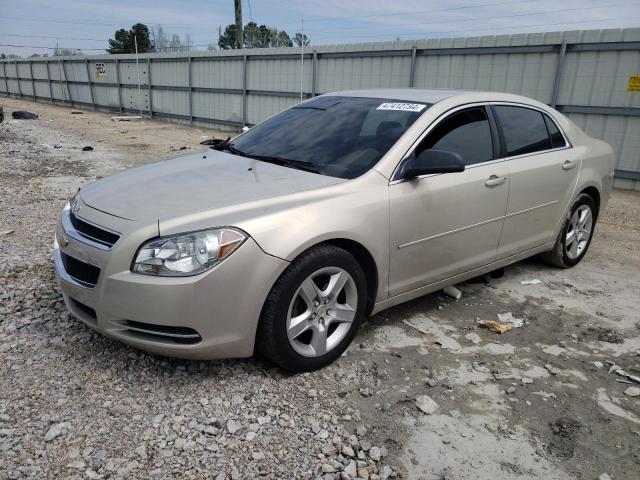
[300,18,304,102]
[234,0,243,49]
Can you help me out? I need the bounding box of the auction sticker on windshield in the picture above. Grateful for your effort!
[376,102,427,112]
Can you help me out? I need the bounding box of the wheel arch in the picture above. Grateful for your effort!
[579,185,601,219]
[253,237,380,358]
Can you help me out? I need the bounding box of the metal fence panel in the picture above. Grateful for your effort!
[191,91,242,123]
[1,28,639,188]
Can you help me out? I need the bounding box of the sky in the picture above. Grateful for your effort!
[1,0,639,56]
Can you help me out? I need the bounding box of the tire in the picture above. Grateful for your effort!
[257,245,367,372]
[540,193,597,268]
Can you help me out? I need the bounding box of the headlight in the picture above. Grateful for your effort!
[132,228,247,276]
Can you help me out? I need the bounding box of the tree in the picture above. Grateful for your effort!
[272,29,293,47]
[293,32,310,47]
[218,24,238,49]
[218,23,294,49]
[107,23,153,54]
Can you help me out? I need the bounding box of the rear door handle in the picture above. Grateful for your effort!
[485,175,507,187]
[562,160,577,170]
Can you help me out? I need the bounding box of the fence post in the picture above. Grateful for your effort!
[409,47,417,88]
[115,58,123,113]
[46,61,53,103]
[15,60,22,98]
[311,51,317,97]
[242,54,247,127]
[551,41,567,108]
[1,62,8,96]
[188,56,193,124]
[29,61,36,101]
[147,57,152,117]
[85,59,95,110]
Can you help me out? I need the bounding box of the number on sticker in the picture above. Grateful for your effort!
[377,103,426,112]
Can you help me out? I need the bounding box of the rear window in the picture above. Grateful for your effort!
[494,105,552,156]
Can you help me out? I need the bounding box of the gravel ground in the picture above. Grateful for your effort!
[1,98,639,480]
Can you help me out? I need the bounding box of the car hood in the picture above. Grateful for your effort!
[80,150,345,222]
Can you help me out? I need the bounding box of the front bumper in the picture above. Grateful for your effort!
[53,203,288,360]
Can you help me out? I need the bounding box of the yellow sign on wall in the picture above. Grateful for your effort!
[628,75,640,92]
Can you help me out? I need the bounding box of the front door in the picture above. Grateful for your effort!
[388,106,509,296]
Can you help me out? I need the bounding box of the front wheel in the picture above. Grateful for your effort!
[541,193,596,268]
[257,245,367,372]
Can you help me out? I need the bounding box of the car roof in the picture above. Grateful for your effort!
[325,88,542,106]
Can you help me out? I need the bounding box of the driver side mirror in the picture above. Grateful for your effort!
[402,149,465,179]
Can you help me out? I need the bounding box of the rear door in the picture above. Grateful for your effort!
[388,105,509,296]
[492,104,580,258]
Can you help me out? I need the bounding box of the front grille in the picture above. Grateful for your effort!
[60,252,101,288]
[119,320,202,345]
[69,212,120,248]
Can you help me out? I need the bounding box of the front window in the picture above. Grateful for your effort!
[231,96,430,179]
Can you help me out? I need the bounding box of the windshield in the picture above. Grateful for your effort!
[231,96,430,179]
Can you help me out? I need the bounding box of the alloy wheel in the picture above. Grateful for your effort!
[565,204,593,260]
[286,267,358,357]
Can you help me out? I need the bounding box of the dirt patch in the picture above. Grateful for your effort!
[547,418,583,459]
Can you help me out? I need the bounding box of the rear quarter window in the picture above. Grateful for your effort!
[494,105,552,156]
[544,114,567,149]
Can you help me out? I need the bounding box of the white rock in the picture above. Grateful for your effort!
[44,423,67,442]
[416,395,439,415]
[624,386,640,397]
[369,446,381,461]
[226,419,241,434]
[344,461,357,477]
[464,332,481,344]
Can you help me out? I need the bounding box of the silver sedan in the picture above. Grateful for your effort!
[53,89,615,371]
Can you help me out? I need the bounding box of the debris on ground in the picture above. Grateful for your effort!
[477,320,512,334]
[416,395,440,415]
[111,115,142,121]
[0,105,4,122]
[81,146,94,151]
[545,363,561,376]
[496,311,525,328]
[442,285,462,299]
[520,278,542,285]
[0,229,14,236]
[12,110,38,120]
[70,111,84,114]
[609,365,640,384]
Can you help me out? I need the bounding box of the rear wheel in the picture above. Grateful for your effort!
[541,193,596,268]
[257,245,367,372]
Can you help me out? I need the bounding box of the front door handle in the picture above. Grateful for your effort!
[562,160,577,170]
[485,175,507,187]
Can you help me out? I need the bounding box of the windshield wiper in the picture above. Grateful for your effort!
[205,137,247,157]
[248,155,321,174]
